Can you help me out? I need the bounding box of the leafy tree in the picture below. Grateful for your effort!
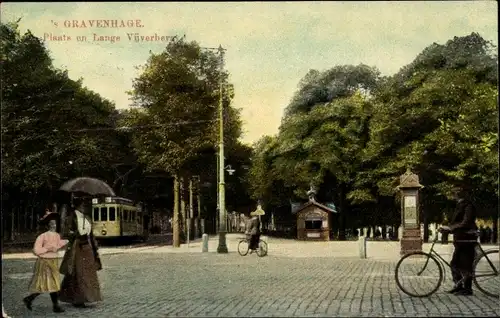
[1,21,118,195]
[1,21,137,240]
[124,36,241,176]
[284,64,380,117]
[361,33,498,233]
[248,33,498,242]
[124,36,246,241]
[273,91,375,239]
[247,136,278,203]
[247,65,381,238]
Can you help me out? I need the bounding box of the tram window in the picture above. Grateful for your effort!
[93,208,99,221]
[131,211,136,222]
[123,210,129,222]
[100,207,108,222]
[109,207,116,221]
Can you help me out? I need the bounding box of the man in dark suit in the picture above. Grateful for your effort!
[247,212,261,253]
[441,186,478,296]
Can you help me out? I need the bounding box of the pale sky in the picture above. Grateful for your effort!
[2,2,497,144]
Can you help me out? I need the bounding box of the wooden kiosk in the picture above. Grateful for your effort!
[294,186,335,241]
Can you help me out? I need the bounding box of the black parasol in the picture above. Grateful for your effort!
[59,177,116,197]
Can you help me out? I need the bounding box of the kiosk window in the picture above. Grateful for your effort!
[109,207,116,221]
[100,207,108,222]
[93,208,99,221]
[305,219,322,230]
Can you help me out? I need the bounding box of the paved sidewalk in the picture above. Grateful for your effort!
[3,245,499,317]
[2,233,488,261]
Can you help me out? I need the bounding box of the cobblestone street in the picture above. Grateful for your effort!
[2,235,499,317]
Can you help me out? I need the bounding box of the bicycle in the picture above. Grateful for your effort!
[237,235,268,257]
[395,228,499,298]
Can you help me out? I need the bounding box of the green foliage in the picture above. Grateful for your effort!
[249,33,498,230]
[247,135,279,203]
[1,22,120,192]
[125,36,243,177]
[274,91,373,197]
[365,34,498,203]
[284,64,381,117]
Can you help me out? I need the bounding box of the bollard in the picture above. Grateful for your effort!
[202,233,209,252]
[398,227,403,241]
[358,235,367,259]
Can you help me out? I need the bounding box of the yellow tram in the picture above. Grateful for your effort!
[91,196,149,241]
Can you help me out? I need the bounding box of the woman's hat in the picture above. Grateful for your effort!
[39,211,59,224]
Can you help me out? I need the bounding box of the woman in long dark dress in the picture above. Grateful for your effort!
[59,198,102,307]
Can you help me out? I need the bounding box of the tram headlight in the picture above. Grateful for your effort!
[101,229,107,236]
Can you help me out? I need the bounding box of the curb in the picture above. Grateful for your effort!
[1,237,208,260]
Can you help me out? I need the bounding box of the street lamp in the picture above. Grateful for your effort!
[215,45,228,253]
[225,165,235,176]
[200,44,229,253]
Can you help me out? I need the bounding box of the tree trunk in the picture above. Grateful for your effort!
[17,202,22,237]
[197,186,202,237]
[423,215,429,243]
[173,174,180,247]
[10,206,16,241]
[188,178,193,241]
[494,217,499,244]
[421,195,429,243]
[31,206,35,231]
[338,185,346,241]
[180,176,186,241]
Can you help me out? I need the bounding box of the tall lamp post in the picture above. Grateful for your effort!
[200,45,228,253]
[216,45,228,253]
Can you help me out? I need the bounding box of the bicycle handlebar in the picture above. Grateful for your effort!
[433,227,479,242]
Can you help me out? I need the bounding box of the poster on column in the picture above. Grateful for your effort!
[404,196,417,225]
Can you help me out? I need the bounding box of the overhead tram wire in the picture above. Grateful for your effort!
[1,119,218,135]
[70,119,218,132]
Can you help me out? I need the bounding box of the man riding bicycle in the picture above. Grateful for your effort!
[246,211,261,254]
[440,186,477,296]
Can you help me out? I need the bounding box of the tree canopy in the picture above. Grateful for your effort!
[1,22,120,195]
[248,33,498,237]
[123,36,243,178]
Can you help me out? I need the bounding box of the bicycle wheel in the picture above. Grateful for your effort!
[395,252,443,297]
[238,239,249,256]
[473,249,499,298]
[256,240,268,257]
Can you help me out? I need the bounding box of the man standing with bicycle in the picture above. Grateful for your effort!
[440,186,478,296]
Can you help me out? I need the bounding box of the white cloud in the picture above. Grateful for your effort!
[2,2,497,143]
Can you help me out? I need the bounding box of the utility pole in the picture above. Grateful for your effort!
[188,178,193,246]
[198,45,228,252]
[180,176,186,242]
[173,175,180,247]
[216,45,228,253]
[198,181,203,235]
[216,152,219,232]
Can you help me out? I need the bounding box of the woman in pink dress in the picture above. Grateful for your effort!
[23,211,69,313]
